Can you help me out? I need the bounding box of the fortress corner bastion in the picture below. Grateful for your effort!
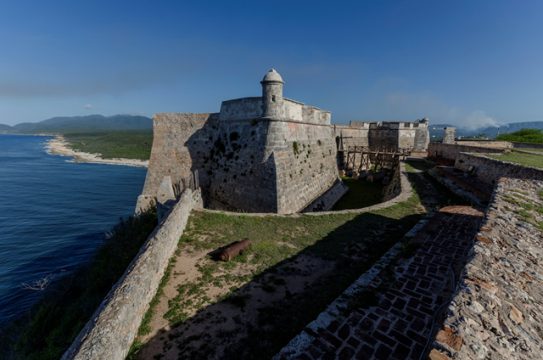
[137,69,340,214]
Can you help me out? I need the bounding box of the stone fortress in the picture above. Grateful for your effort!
[64,69,543,360]
[137,69,430,214]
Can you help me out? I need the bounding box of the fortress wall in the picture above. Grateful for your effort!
[207,118,278,212]
[63,189,200,360]
[270,121,339,213]
[512,141,543,149]
[138,113,218,209]
[432,178,543,359]
[398,127,417,149]
[219,97,262,121]
[334,125,370,148]
[302,105,332,125]
[382,165,402,201]
[454,152,543,184]
[428,143,504,161]
[369,127,399,150]
[414,124,430,151]
[455,140,512,149]
[282,99,303,121]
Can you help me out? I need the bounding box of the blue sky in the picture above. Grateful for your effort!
[0,0,542,127]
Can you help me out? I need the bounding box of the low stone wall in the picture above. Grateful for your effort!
[302,179,348,212]
[454,152,543,185]
[428,143,504,161]
[430,178,543,359]
[62,189,200,360]
[454,140,512,149]
[382,165,401,201]
[512,141,543,149]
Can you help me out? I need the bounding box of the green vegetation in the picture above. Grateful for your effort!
[65,130,153,160]
[130,177,431,359]
[487,151,543,169]
[5,209,157,360]
[503,189,543,231]
[332,177,384,210]
[496,128,543,144]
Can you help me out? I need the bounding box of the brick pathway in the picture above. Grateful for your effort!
[276,206,483,360]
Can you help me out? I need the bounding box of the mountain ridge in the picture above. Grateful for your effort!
[0,114,152,134]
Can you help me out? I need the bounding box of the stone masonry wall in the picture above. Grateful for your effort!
[206,118,278,212]
[137,113,218,211]
[382,165,402,201]
[430,178,543,359]
[454,152,543,185]
[455,140,512,149]
[270,120,340,213]
[428,143,505,161]
[63,189,200,360]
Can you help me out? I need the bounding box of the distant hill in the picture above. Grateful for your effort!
[2,114,152,134]
[430,121,543,140]
[0,123,13,134]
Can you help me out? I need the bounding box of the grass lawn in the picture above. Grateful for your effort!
[130,181,429,359]
[64,130,153,160]
[487,151,543,169]
[332,177,384,210]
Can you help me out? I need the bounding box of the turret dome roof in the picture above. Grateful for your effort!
[261,68,284,83]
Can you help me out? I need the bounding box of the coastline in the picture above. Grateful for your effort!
[45,135,148,168]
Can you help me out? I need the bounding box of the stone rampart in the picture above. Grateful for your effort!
[454,152,543,185]
[219,97,262,121]
[63,189,199,360]
[428,143,505,161]
[431,178,543,359]
[512,141,543,149]
[271,120,340,213]
[136,113,218,212]
[455,140,512,149]
[382,165,402,201]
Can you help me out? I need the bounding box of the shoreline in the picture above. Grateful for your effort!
[45,135,148,168]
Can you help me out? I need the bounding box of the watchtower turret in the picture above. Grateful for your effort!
[261,68,284,118]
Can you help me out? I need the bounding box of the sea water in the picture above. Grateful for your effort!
[0,134,146,325]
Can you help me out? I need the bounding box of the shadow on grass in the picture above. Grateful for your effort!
[132,161,473,360]
[132,210,423,360]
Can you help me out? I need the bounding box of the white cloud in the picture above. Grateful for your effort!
[83,104,92,110]
[382,91,501,130]
[456,110,500,131]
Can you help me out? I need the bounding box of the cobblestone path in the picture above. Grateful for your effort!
[276,206,483,360]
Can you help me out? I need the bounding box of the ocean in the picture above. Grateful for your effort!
[0,134,146,325]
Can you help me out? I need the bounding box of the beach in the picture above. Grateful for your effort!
[45,135,148,168]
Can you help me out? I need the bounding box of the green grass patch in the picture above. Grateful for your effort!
[65,130,153,160]
[496,128,543,144]
[487,151,543,169]
[5,209,157,360]
[332,177,384,210]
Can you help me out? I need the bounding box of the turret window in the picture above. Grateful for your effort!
[272,95,276,102]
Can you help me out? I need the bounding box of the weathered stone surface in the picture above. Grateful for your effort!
[429,349,452,360]
[454,152,543,184]
[63,189,199,360]
[428,142,506,161]
[437,178,543,360]
[436,327,462,351]
[138,71,430,215]
[276,206,483,359]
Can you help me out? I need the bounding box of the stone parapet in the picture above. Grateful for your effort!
[428,143,505,161]
[430,178,543,359]
[454,152,543,185]
[62,189,198,360]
